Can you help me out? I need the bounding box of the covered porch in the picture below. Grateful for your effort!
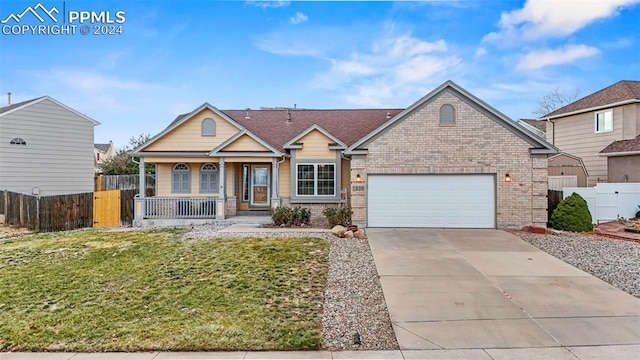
[133,155,285,226]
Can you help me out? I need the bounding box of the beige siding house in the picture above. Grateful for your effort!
[131,81,556,228]
[543,80,640,185]
[94,141,114,172]
[0,97,99,196]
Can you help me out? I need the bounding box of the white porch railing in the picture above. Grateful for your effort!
[142,197,218,219]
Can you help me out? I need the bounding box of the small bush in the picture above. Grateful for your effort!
[322,207,352,227]
[551,192,594,232]
[270,206,311,226]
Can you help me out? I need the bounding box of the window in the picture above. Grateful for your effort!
[296,164,335,196]
[439,104,455,125]
[595,110,613,133]
[9,137,27,145]
[202,118,215,136]
[242,164,250,202]
[199,163,219,193]
[172,163,191,193]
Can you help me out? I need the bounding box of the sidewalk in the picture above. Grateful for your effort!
[4,346,640,359]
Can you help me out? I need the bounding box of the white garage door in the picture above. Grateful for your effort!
[368,174,496,228]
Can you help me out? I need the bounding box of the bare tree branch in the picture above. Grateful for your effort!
[533,87,580,117]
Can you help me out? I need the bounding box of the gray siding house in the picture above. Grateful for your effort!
[0,96,99,195]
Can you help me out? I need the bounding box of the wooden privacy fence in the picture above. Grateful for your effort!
[96,174,155,191]
[547,190,563,225]
[120,188,154,226]
[1,190,93,232]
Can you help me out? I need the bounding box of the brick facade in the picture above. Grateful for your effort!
[352,90,548,228]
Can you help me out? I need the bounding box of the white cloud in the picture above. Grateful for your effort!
[484,0,640,43]
[317,34,460,106]
[246,1,290,9]
[330,59,376,76]
[473,47,488,60]
[290,11,308,25]
[516,44,600,71]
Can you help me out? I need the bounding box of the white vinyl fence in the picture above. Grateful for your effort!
[563,183,640,224]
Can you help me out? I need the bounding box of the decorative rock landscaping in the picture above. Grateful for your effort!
[517,231,640,298]
[183,223,397,350]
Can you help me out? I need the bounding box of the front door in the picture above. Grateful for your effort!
[250,165,270,207]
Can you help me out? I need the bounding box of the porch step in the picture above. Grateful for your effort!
[236,210,270,216]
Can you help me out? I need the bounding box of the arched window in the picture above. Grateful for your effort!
[200,163,219,193]
[172,163,190,193]
[10,137,27,145]
[202,118,216,136]
[439,104,456,125]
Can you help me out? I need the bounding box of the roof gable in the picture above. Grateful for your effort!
[134,103,245,153]
[346,80,557,155]
[209,129,281,156]
[544,80,640,118]
[284,124,347,150]
[0,96,99,125]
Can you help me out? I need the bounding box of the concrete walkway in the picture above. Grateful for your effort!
[367,228,640,359]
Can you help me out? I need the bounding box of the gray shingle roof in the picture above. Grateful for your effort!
[94,143,111,152]
[545,80,640,118]
[600,135,640,154]
[0,97,44,115]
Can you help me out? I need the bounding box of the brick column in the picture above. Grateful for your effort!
[350,155,367,226]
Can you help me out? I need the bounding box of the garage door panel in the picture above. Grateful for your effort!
[368,175,495,228]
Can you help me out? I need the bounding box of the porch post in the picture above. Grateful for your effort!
[217,157,226,220]
[134,157,145,226]
[138,157,145,198]
[271,157,280,208]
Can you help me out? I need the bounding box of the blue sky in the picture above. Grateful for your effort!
[1,0,639,149]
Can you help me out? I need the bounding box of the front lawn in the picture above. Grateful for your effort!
[0,229,329,351]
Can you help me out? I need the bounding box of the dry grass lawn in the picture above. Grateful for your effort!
[0,228,329,351]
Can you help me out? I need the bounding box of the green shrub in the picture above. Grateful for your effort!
[270,206,311,226]
[322,207,352,227]
[551,192,594,232]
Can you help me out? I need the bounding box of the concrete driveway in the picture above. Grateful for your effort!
[368,228,640,359]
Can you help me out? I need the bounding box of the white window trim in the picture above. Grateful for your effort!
[594,109,613,134]
[199,163,219,193]
[172,163,191,194]
[295,163,336,197]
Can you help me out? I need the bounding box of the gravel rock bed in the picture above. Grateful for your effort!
[321,237,398,351]
[182,224,398,350]
[517,232,640,298]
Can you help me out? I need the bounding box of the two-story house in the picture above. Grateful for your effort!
[0,96,99,195]
[543,80,640,185]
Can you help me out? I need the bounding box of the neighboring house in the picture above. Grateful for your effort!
[542,80,640,185]
[94,141,114,172]
[0,96,99,196]
[131,81,557,229]
[599,135,640,182]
